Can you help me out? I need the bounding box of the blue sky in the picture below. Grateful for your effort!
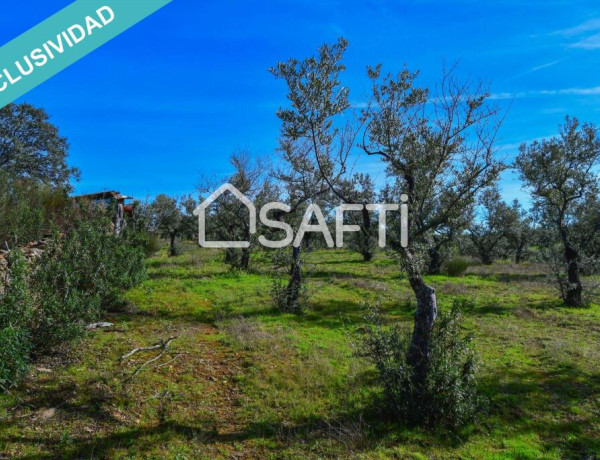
[2,0,600,204]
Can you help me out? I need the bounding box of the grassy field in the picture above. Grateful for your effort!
[1,245,599,459]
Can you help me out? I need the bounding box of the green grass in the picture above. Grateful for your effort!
[0,245,599,458]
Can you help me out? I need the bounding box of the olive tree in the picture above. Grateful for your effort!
[468,187,515,265]
[271,39,505,394]
[516,117,600,306]
[270,139,330,311]
[270,38,377,265]
[361,65,505,387]
[506,199,532,264]
[200,151,270,270]
[148,194,181,256]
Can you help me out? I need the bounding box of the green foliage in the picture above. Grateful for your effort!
[0,173,70,247]
[517,117,600,306]
[0,103,78,189]
[0,326,31,391]
[468,187,518,265]
[269,249,306,314]
[0,214,147,387]
[145,234,162,256]
[443,257,470,277]
[0,251,34,390]
[361,302,482,430]
[32,216,146,349]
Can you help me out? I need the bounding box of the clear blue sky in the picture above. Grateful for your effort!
[2,0,600,203]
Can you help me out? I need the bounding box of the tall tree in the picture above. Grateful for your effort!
[506,199,532,264]
[271,39,505,389]
[148,194,182,256]
[271,140,330,311]
[0,103,78,189]
[201,151,268,270]
[468,187,514,265]
[361,64,505,387]
[270,38,376,265]
[516,116,600,306]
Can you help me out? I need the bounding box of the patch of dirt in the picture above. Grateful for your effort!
[0,319,252,458]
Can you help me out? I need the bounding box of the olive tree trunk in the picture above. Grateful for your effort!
[169,232,177,257]
[514,242,524,264]
[560,228,582,307]
[286,245,302,311]
[240,247,250,270]
[427,246,442,274]
[402,248,438,387]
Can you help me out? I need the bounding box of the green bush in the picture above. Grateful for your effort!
[443,257,470,277]
[0,213,147,387]
[0,326,32,390]
[0,174,69,247]
[32,215,146,350]
[0,251,34,390]
[360,302,482,430]
[145,233,162,256]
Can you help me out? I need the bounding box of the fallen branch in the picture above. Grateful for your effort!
[120,337,176,362]
[120,336,177,383]
[86,322,114,330]
[156,353,181,369]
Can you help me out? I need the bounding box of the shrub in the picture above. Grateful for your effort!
[31,215,146,350]
[0,174,69,248]
[443,257,470,277]
[269,250,308,314]
[360,302,482,430]
[0,326,32,390]
[270,276,306,314]
[0,251,34,389]
[0,213,147,387]
[145,234,162,256]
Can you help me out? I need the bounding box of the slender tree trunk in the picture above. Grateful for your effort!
[478,247,493,265]
[360,206,374,262]
[559,229,582,306]
[169,232,177,257]
[402,249,438,387]
[224,248,236,264]
[515,242,524,264]
[287,245,302,312]
[240,247,250,270]
[427,246,442,274]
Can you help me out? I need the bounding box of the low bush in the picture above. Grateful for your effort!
[443,257,470,277]
[360,301,482,430]
[0,251,34,390]
[145,234,162,256]
[0,213,147,387]
[0,174,69,248]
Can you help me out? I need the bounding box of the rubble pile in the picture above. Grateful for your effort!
[0,239,48,291]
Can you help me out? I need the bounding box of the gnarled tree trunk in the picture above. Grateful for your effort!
[560,229,582,306]
[360,206,374,262]
[402,249,438,387]
[514,242,524,264]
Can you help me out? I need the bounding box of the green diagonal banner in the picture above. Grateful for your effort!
[0,0,173,108]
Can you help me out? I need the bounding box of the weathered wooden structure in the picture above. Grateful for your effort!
[72,191,133,235]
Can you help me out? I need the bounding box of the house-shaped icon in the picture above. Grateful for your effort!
[193,183,256,248]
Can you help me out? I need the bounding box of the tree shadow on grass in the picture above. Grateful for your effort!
[479,365,600,458]
[1,395,469,459]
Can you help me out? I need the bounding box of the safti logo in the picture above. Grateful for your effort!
[193,184,409,249]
